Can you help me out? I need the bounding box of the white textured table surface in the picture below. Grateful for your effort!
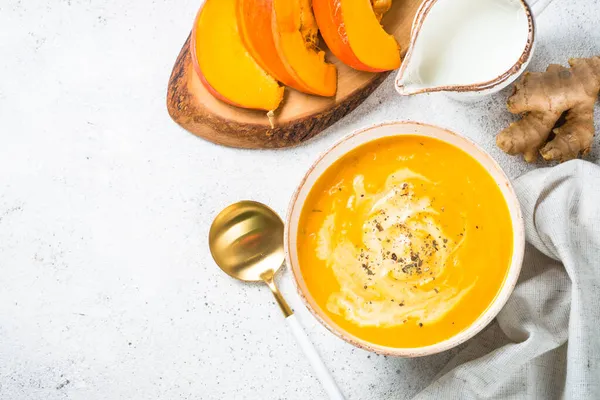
[1,0,599,399]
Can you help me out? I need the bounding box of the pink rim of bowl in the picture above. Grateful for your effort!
[284,121,525,357]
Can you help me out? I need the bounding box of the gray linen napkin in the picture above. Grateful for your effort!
[414,159,600,399]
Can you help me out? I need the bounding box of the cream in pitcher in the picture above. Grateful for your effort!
[395,0,534,97]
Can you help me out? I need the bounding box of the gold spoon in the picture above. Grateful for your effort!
[209,201,345,400]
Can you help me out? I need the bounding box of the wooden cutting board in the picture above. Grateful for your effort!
[166,0,422,149]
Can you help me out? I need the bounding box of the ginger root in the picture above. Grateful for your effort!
[496,56,600,162]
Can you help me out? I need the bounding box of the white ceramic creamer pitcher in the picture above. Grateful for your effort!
[395,0,555,100]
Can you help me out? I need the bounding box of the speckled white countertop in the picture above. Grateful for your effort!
[0,0,599,399]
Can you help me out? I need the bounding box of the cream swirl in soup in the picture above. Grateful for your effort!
[315,169,474,327]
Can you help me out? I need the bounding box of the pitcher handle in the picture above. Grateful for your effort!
[528,0,555,17]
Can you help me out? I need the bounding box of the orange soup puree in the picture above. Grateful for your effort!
[297,135,513,348]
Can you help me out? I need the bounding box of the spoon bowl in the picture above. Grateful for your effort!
[209,200,285,282]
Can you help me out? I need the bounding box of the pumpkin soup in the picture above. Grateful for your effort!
[297,135,513,348]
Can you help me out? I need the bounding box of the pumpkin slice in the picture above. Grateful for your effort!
[237,0,313,94]
[191,0,283,111]
[313,0,400,72]
[271,0,337,97]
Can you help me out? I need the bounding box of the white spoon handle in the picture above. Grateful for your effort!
[286,314,345,400]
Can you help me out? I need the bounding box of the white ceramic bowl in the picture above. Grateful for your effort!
[285,121,525,357]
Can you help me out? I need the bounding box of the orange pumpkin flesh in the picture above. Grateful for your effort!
[272,0,337,97]
[191,0,284,111]
[237,0,314,94]
[312,0,374,72]
[313,0,400,72]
